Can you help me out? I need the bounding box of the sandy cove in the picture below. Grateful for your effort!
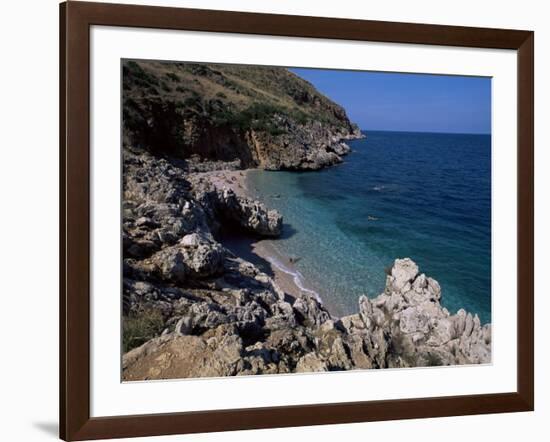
[197,168,326,307]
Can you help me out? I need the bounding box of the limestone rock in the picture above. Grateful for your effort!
[217,188,282,237]
[140,239,225,282]
[387,258,419,292]
[296,352,328,373]
[180,233,201,247]
[355,258,492,368]
[293,294,331,327]
[122,330,244,380]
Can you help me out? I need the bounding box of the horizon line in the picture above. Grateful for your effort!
[361,128,491,136]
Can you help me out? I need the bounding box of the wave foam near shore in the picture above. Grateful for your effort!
[265,254,323,303]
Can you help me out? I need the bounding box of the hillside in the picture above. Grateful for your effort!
[122,60,362,170]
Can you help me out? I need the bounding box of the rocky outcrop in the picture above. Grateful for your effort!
[122,60,363,171]
[244,118,357,170]
[136,237,226,283]
[350,258,491,368]
[186,172,282,237]
[123,255,491,380]
[216,188,282,236]
[123,146,282,258]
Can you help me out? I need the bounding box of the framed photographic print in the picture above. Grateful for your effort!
[60,1,534,440]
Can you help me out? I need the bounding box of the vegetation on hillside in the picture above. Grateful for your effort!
[122,60,357,161]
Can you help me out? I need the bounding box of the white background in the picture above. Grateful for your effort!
[0,0,547,441]
[91,26,517,417]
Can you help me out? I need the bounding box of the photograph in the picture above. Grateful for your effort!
[121,60,492,381]
[1,0,542,440]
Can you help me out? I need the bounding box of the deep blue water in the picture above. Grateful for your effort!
[247,131,491,324]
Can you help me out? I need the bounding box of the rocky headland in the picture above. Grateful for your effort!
[121,61,491,381]
[123,60,362,171]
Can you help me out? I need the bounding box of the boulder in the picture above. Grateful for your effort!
[295,352,328,372]
[122,328,244,380]
[141,239,225,282]
[180,233,201,247]
[217,188,282,237]
[387,258,419,292]
[293,294,331,327]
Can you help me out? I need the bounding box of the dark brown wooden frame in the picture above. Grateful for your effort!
[60,1,534,440]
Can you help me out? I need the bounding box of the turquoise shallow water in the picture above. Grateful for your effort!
[247,131,492,324]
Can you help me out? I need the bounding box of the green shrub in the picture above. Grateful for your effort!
[122,308,165,353]
[165,72,180,82]
[207,101,299,135]
[123,61,159,87]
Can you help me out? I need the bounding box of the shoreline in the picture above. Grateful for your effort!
[123,147,492,377]
[204,168,336,314]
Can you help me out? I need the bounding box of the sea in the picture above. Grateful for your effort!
[247,130,492,324]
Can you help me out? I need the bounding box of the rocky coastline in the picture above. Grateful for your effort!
[121,60,491,381]
[122,146,491,381]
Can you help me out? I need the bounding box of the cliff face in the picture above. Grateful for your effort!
[122,60,362,170]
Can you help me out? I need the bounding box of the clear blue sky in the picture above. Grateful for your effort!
[291,68,491,134]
